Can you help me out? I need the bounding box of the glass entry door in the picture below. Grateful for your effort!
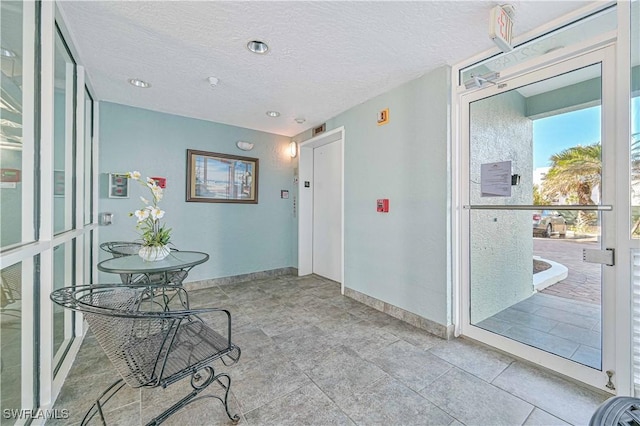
[461,46,616,390]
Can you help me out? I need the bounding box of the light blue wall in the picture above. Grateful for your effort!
[98,102,296,282]
[296,66,452,326]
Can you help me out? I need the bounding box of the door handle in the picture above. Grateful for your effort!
[583,248,614,266]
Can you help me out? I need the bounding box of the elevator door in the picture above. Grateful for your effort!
[312,141,342,282]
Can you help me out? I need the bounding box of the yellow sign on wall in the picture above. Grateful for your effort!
[377,108,389,126]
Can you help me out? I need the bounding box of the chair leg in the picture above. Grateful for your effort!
[145,366,239,425]
[214,372,240,424]
[81,378,126,425]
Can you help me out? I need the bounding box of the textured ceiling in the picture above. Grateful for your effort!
[58,1,593,137]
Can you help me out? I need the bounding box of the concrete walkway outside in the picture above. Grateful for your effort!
[533,237,601,305]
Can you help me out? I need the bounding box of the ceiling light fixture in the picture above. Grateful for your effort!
[294,117,306,124]
[0,47,16,58]
[208,76,219,87]
[247,40,269,54]
[128,78,151,88]
[266,111,280,118]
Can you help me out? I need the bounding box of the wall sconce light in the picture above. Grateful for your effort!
[236,141,254,151]
[289,141,298,158]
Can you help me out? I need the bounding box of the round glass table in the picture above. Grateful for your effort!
[97,250,209,284]
[97,250,209,309]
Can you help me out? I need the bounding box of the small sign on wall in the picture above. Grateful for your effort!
[313,123,326,136]
[108,173,129,198]
[1,168,21,182]
[481,161,512,197]
[377,108,389,126]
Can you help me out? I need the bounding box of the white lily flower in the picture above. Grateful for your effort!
[128,171,141,180]
[152,186,163,201]
[129,171,171,247]
[150,207,165,220]
[134,209,149,222]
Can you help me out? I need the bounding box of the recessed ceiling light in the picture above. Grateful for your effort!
[0,47,16,58]
[266,111,280,117]
[247,40,269,54]
[128,78,151,88]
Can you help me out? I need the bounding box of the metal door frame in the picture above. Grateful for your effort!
[458,45,617,391]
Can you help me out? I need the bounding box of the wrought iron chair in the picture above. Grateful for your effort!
[51,284,241,425]
[1,263,21,320]
[99,241,187,287]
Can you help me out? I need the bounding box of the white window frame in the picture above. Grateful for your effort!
[451,1,634,394]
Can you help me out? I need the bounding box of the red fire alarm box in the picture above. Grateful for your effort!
[377,199,389,213]
[151,177,166,188]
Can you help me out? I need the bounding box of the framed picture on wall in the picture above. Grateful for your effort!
[186,149,259,203]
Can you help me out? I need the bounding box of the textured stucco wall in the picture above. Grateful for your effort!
[469,90,534,323]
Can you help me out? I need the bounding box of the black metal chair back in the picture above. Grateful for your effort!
[51,284,241,424]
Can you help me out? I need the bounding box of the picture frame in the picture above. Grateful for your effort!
[186,149,259,203]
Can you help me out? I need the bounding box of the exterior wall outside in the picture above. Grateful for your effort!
[98,102,296,283]
[295,66,452,327]
[469,90,533,323]
[526,77,601,119]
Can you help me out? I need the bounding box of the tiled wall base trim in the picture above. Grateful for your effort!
[344,287,454,340]
[184,267,298,291]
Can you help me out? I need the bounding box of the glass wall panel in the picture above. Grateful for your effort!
[631,1,640,238]
[460,6,616,87]
[83,89,93,225]
[53,29,75,235]
[85,231,93,285]
[469,63,604,369]
[0,261,23,412]
[53,241,74,369]
[0,0,34,249]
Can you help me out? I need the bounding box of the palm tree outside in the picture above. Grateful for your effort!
[541,143,601,233]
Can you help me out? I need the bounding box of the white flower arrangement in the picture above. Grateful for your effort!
[127,171,171,247]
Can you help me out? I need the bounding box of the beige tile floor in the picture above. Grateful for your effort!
[50,274,609,426]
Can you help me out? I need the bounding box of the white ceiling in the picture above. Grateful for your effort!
[58,1,594,137]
